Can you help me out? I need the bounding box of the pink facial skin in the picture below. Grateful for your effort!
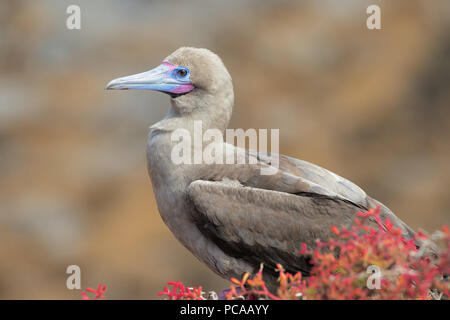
[162,61,176,69]
[162,62,195,94]
[172,84,195,94]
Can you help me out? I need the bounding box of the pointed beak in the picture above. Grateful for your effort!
[105,62,194,94]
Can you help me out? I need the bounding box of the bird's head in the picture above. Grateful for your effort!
[106,47,232,99]
[106,47,234,130]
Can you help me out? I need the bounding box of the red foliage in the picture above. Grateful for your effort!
[159,207,450,300]
[81,284,107,300]
[158,281,206,300]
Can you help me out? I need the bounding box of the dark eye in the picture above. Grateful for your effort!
[177,69,187,77]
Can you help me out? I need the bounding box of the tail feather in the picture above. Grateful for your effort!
[366,196,439,258]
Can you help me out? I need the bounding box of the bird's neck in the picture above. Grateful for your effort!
[150,88,234,134]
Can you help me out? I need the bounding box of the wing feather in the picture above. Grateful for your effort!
[188,180,371,274]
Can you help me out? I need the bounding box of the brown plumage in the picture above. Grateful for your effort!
[106,47,416,288]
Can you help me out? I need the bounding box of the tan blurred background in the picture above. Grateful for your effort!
[0,0,449,299]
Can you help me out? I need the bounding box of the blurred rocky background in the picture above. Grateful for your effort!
[0,0,449,299]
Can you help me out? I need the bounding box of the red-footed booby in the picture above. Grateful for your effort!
[106,47,415,288]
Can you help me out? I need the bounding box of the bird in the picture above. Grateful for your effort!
[106,47,416,289]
